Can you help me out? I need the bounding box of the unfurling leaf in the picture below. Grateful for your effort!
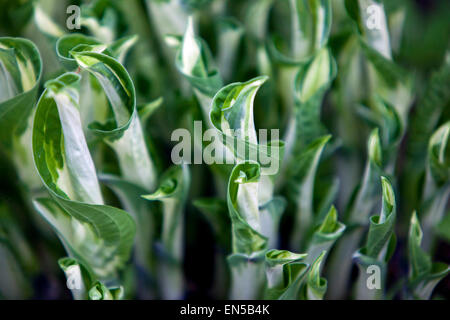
[408,212,450,300]
[32,72,135,285]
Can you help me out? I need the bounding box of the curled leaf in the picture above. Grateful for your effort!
[211,77,285,175]
[32,72,136,281]
[58,257,92,300]
[305,250,327,300]
[89,281,123,300]
[427,121,450,186]
[408,212,450,299]
[226,161,267,255]
[264,249,309,300]
[267,0,332,65]
[352,176,397,299]
[288,48,336,158]
[0,37,42,146]
[71,50,157,190]
[306,206,345,264]
[175,17,222,98]
[364,176,396,258]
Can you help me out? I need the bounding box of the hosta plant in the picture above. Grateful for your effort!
[0,0,449,300]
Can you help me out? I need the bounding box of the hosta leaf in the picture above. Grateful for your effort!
[265,249,307,287]
[408,58,450,167]
[33,196,134,282]
[345,0,413,119]
[346,0,413,125]
[354,235,396,300]
[412,263,450,300]
[56,34,138,70]
[306,206,345,264]
[408,212,450,299]
[368,127,383,167]
[0,46,22,99]
[352,176,396,299]
[359,39,406,87]
[404,58,450,222]
[212,76,264,145]
[364,177,396,258]
[56,34,107,71]
[427,121,450,186]
[347,128,383,223]
[36,73,103,204]
[137,96,164,126]
[0,37,42,147]
[408,212,432,280]
[346,0,392,59]
[266,34,309,67]
[304,0,332,53]
[108,35,139,64]
[245,0,273,41]
[316,177,340,222]
[356,97,403,160]
[295,48,337,104]
[142,165,190,299]
[71,50,157,190]
[226,161,267,255]
[287,135,331,250]
[79,1,119,43]
[226,161,285,300]
[211,77,285,175]
[304,250,327,300]
[176,17,222,100]
[100,174,155,272]
[327,129,383,298]
[142,165,190,255]
[290,48,337,155]
[32,72,136,281]
[33,4,65,40]
[228,251,267,300]
[2,0,447,303]
[173,18,236,170]
[211,77,267,144]
[265,249,308,269]
[267,0,332,65]
[217,17,244,81]
[89,281,124,300]
[264,249,309,300]
[419,122,450,246]
[259,196,286,249]
[58,257,93,300]
[146,0,189,48]
[353,249,387,300]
